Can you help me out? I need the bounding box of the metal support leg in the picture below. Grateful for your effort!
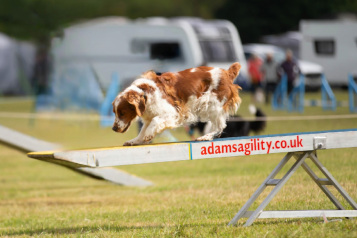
[242,151,310,227]
[309,153,357,209]
[299,160,345,210]
[228,150,357,227]
[228,152,294,226]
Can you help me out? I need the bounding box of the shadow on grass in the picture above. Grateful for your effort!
[1,218,326,236]
[239,217,328,226]
[2,222,226,236]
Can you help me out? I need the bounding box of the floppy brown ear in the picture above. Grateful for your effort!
[126,92,146,117]
[135,95,146,117]
[141,70,157,80]
[159,72,177,86]
[111,101,115,113]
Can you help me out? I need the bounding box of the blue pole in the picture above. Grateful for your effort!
[100,72,120,127]
[272,74,287,110]
[321,74,336,111]
[282,74,288,109]
[349,74,357,113]
[287,74,305,113]
[298,74,305,112]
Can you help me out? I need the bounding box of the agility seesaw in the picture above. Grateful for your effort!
[28,128,357,226]
[0,125,152,186]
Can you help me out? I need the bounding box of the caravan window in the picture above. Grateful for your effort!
[199,40,236,62]
[314,39,335,55]
[131,39,147,54]
[150,43,181,60]
[193,24,237,62]
[131,40,182,61]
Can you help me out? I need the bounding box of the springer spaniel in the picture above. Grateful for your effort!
[112,62,242,146]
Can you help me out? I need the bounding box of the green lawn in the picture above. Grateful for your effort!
[0,92,356,237]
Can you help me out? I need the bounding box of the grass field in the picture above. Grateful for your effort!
[0,92,357,237]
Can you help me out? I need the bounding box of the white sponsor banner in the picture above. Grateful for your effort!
[191,134,310,160]
[191,130,357,160]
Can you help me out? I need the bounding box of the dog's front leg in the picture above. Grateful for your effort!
[141,116,167,143]
[123,117,166,146]
[123,121,149,146]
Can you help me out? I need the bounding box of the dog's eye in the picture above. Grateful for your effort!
[118,110,124,117]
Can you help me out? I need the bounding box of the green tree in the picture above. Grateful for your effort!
[215,0,357,43]
[0,0,226,41]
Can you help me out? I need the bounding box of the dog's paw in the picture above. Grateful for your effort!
[123,141,134,146]
[143,135,154,142]
[196,134,214,141]
[123,137,150,146]
[123,140,141,146]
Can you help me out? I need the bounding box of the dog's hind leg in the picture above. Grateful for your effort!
[196,130,222,141]
[196,116,227,141]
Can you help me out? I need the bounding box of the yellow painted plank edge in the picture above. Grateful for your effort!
[28,150,56,158]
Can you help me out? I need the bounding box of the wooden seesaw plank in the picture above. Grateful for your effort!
[28,143,191,167]
[0,125,152,186]
[28,129,357,168]
[0,125,59,152]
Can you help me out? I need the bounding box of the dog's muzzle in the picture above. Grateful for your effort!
[112,123,130,133]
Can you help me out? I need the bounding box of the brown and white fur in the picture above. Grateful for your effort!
[112,62,242,146]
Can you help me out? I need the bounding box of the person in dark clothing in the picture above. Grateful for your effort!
[278,50,300,93]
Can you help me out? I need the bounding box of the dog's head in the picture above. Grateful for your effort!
[112,89,146,133]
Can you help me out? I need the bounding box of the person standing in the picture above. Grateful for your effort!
[278,49,300,93]
[261,53,279,103]
[248,54,264,102]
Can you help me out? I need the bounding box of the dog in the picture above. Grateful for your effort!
[112,62,242,146]
[188,105,266,139]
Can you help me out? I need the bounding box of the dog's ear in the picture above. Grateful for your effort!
[159,72,177,86]
[112,101,115,113]
[141,70,157,80]
[126,91,146,117]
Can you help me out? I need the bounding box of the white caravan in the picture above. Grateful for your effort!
[50,17,248,92]
[300,19,357,86]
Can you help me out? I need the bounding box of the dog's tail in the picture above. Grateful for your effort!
[228,62,241,82]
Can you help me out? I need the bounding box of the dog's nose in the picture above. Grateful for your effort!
[112,126,118,131]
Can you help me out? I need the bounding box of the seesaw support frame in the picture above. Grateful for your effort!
[228,150,357,227]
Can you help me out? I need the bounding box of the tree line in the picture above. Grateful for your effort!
[0,0,356,43]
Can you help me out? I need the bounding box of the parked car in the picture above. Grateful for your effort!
[243,43,323,89]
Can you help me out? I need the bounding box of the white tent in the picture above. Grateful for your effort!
[0,32,36,95]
